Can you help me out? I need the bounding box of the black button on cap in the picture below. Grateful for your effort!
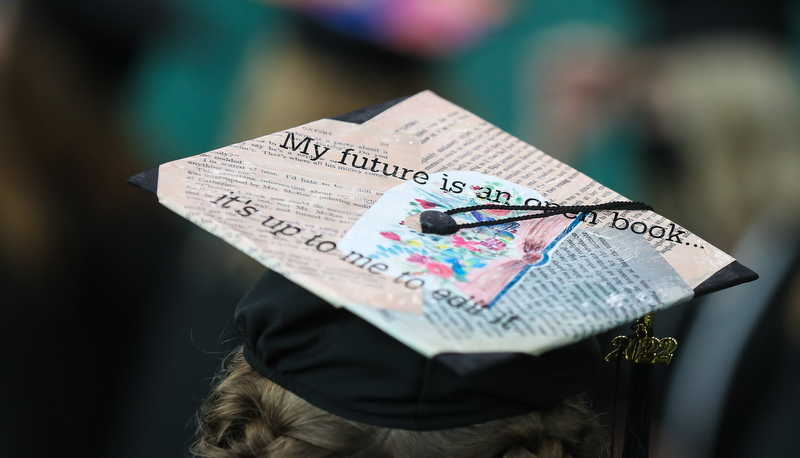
[420,210,459,235]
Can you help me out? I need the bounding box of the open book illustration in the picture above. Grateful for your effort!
[131,91,757,357]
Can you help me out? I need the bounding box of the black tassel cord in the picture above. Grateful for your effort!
[448,201,651,228]
[416,201,653,235]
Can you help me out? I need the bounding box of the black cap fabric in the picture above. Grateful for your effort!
[235,270,602,431]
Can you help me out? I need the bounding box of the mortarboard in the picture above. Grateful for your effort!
[131,91,757,455]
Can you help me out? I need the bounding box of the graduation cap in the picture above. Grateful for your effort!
[131,91,756,456]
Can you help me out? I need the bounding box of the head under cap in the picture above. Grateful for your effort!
[235,270,602,431]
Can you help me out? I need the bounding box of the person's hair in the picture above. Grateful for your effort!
[192,346,608,458]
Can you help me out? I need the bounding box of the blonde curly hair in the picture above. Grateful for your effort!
[192,347,607,458]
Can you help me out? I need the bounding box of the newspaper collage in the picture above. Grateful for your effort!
[156,91,735,356]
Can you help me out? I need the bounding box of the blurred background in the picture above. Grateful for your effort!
[1,1,799,457]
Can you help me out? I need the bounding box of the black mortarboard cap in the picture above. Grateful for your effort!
[131,91,757,447]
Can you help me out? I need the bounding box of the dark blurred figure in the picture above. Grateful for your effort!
[522,2,800,457]
[0,2,199,457]
[0,2,281,457]
[642,3,800,458]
